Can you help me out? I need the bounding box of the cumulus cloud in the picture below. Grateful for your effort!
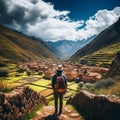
[76,7,120,40]
[0,0,120,41]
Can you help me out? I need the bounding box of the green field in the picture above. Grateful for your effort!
[0,64,79,103]
[80,42,120,67]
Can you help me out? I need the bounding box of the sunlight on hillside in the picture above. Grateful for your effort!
[80,42,120,67]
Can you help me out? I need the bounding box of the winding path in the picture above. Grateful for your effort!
[31,106,82,120]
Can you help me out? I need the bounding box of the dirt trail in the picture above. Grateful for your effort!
[31,106,82,120]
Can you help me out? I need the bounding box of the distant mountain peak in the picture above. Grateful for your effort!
[47,38,94,59]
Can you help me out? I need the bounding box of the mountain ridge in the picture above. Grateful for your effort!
[0,25,59,62]
[70,18,120,67]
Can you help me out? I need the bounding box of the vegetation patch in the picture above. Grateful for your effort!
[94,78,115,89]
[32,79,51,86]
[67,83,78,91]
[92,80,120,96]
[48,99,66,106]
[29,84,47,92]
[80,42,120,67]
[0,80,13,92]
[24,105,43,120]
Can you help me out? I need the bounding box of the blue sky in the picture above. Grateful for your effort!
[43,0,120,20]
[0,0,120,41]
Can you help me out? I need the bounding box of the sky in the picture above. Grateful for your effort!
[0,0,120,42]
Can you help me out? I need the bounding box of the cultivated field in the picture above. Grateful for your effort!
[0,63,78,105]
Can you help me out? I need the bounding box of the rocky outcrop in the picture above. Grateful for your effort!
[0,87,47,120]
[67,90,120,120]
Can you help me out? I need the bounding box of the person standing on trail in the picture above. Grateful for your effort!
[52,65,67,115]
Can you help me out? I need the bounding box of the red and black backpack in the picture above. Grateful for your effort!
[54,75,66,93]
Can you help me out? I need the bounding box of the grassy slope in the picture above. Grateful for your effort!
[91,80,120,96]
[0,25,57,61]
[0,34,36,61]
[105,51,120,79]
[70,18,120,67]
[80,41,120,67]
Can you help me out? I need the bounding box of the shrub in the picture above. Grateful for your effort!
[0,70,9,77]
[26,70,31,76]
[81,83,94,90]
[38,71,43,75]
[77,82,84,92]
[94,78,115,89]
[78,82,84,87]
[17,68,24,73]
[0,63,6,67]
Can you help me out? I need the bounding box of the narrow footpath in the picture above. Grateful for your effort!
[31,106,82,120]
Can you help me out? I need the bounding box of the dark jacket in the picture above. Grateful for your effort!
[52,70,67,89]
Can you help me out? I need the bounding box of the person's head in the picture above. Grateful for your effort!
[57,65,63,73]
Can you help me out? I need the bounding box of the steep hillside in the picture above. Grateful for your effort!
[79,41,120,67]
[70,18,120,67]
[29,36,63,59]
[105,51,120,79]
[0,25,58,61]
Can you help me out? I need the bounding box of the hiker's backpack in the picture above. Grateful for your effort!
[54,75,66,93]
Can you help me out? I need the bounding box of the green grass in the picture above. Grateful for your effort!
[0,64,79,105]
[32,79,51,86]
[6,73,28,83]
[0,80,13,92]
[91,80,120,96]
[67,83,78,91]
[24,105,43,120]
[64,91,76,98]
[48,99,66,106]
[11,82,25,87]
[80,41,120,67]
[29,84,47,92]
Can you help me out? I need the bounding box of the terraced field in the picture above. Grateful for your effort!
[29,79,78,105]
[0,64,78,105]
[80,41,120,67]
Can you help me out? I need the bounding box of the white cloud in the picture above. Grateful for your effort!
[0,0,120,41]
[75,7,120,40]
[26,5,120,41]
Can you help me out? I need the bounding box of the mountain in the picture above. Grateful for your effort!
[0,25,59,62]
[70,18,120,67]
[47,37,94,59]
